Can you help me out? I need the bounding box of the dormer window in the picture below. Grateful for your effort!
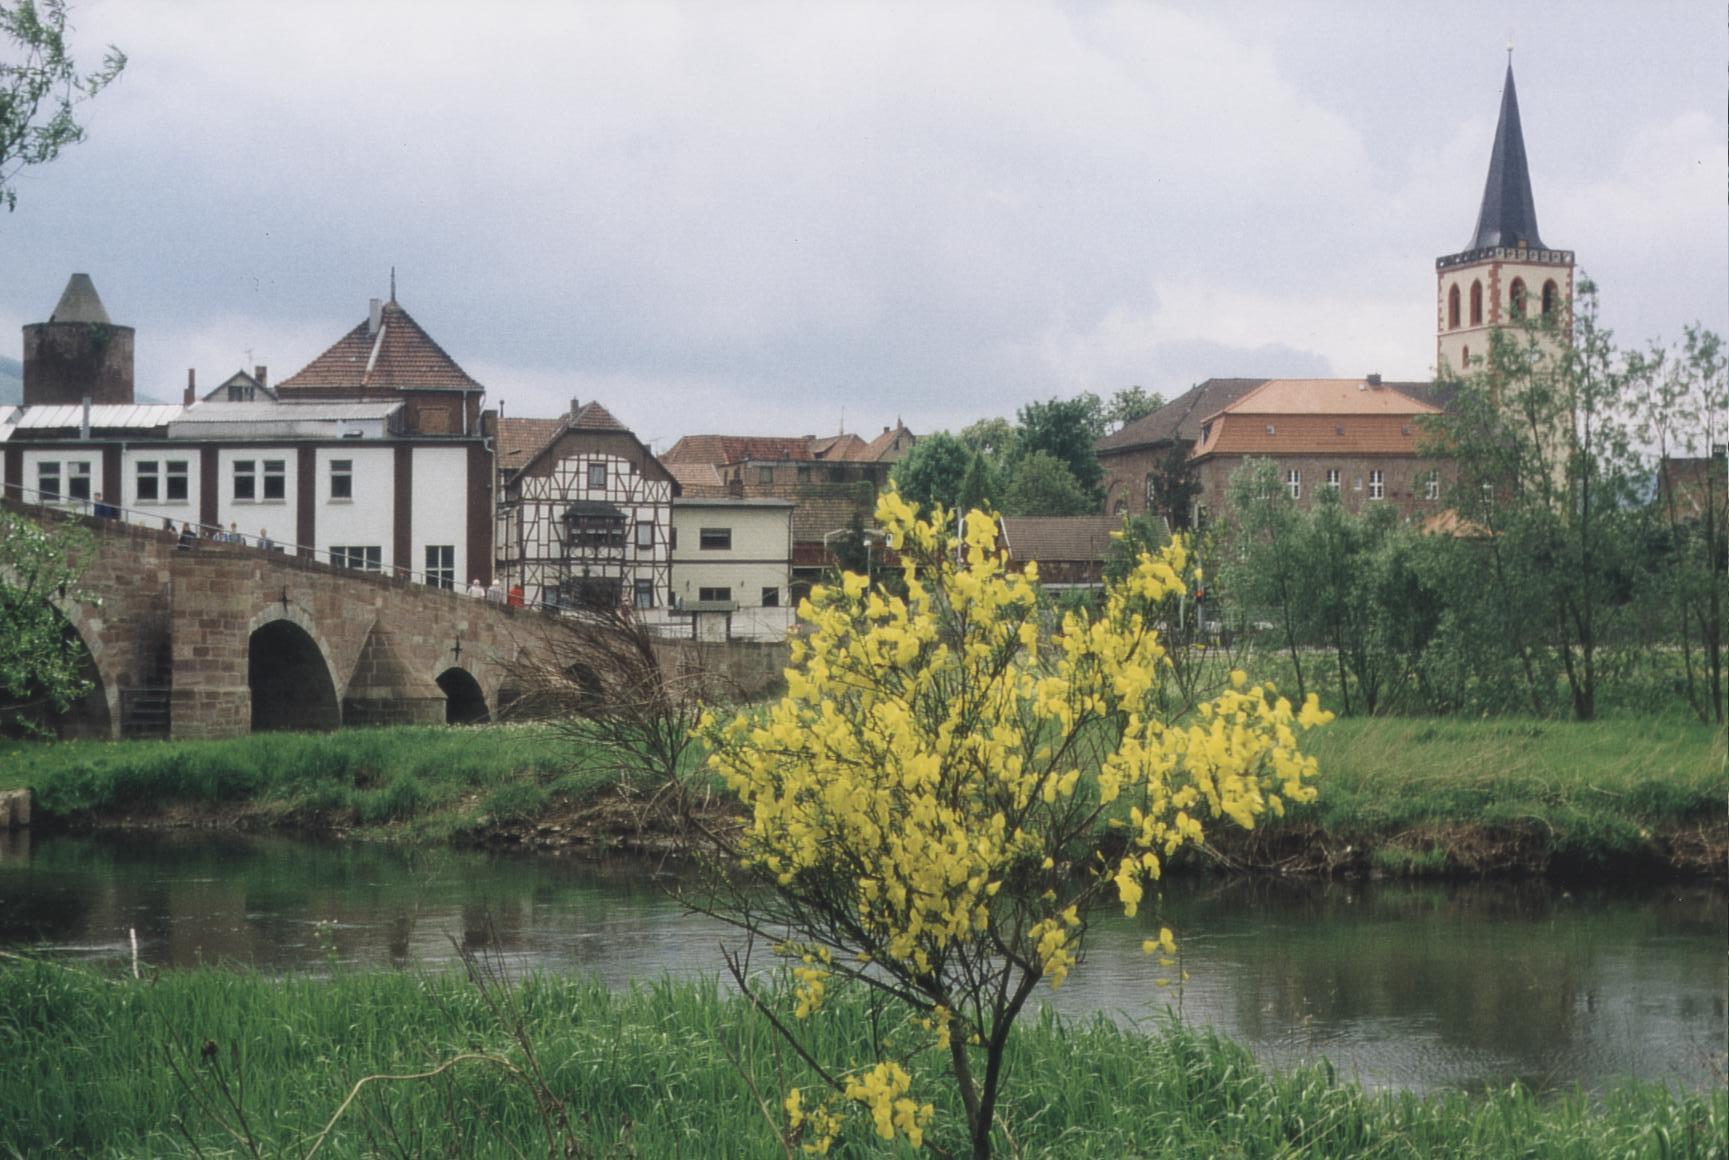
[1264,424,1276,436]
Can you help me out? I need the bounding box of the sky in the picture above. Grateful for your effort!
[2,0,1723,451]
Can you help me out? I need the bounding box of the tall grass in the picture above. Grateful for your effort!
[0,725,598,840]
[0,960,1721,1158]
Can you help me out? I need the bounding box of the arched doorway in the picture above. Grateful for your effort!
[0,618,110,740]
[436,667,490,725]
[248,619,340,732]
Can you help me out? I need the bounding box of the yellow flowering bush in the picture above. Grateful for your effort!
[702,492,1329,1157]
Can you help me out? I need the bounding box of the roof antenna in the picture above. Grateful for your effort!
[389,266,397,303]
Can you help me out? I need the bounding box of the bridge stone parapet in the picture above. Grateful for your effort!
[7,499,570,739]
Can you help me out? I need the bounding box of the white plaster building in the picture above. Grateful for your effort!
[668,496,795,641]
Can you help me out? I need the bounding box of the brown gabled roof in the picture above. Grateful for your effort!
[1200,378,1439,423]
[662,434,817,466]
[810,433,870,461]
[666,460,727,495]
[860,422,917,463]
[570,401,627,431]
[1193,413,1432,458]
[1096,379,1266,453]
[496,417,566,473]
[1000,516,1120,564]
[277,300,483,393]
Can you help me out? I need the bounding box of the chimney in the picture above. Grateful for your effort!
[254,365,268,387]
[368,298,383,336]
[184,368,196,406]
[570,397,582,417]
[1366,373,1382,387]
[80,395,91,440]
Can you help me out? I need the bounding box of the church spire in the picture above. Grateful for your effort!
[1467,64,1545,251]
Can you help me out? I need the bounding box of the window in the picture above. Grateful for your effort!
[567,512,626,548]
[1286,468,1301,500]
[136,460,160,502]
[1326,468,1341,490]
[761,586,780,608]
[66,462,91,502]
[1461,344,1471,367]
[633,579,656,608]
[1509,277,1527,320]
[330,459,353,501]
[1424,471,1439,501]
[797,466,812,482]
[587,463,607,490]
[698,586,732,602]
[36,461,60,501]
[1541,279,1559,319]
[1144,474,1157,503]
[1469,280,1483,326]
[1369,470,1385,500]
[424,545,455,590]
[757,466,774,485]
[166,461,189,502]
[234,460,256,501]
[699,527,732,551]
[331,545,382,571]
[1352,475,1363,492]
[1447,284,1461,329]
[635,521,655,549]
[669,526,678,550]
[262,460,285,501]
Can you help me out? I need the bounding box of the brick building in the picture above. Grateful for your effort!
[1099,61,1569,529]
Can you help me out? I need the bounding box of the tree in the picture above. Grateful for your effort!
[1,0,126,211]
[1224,458,1310,705]
[998,449,1093,516]
[1146,439,1202,530]
[1428,281,1645,721]
[0,508,94,727]
[697,493,1329,1157]
[890,432,984,513]
[1096,386,1164,435]
[1015,397,1103,498]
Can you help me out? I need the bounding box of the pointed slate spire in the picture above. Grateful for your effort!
[1468,64,1546,251]
[48,273,113,324]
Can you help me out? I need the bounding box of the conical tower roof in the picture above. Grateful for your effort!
[48,273,113,324]
[1467,65,1546,251]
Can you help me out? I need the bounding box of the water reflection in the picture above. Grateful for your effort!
[1,831,1722,1095]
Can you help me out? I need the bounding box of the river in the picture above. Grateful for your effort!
[1,829,1723,1096]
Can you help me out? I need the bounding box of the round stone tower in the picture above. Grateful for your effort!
[22,273,135,406]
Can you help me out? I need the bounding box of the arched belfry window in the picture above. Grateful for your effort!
[1541,280,1558,319]
[1469,280,1483,326]
[1447,285,1461,330]
[1510,278,1527,320]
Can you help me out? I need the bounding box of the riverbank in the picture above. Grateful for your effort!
[2,715,1722,880]
[0,959,1720,1157]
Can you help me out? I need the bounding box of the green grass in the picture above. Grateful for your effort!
[0,725,602,842]
[1256,716,1726,875]
[0,959,1721,1158]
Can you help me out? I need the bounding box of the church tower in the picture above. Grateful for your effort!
[1436,63,1573,377]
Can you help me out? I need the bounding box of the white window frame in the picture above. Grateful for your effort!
[587,462,608,490]
[165,460,190,502]
[234,459,257,501]
[635,521,655,549]
[262,459,286,501]
[424,544,455,590]
[1286,468,1301,500]
[36,461,61,501]
[66,461,92,503]
[1369,470,1385,500]
[1424,471,1439,501]
[329,459,353,502]
[699,527,732,551]
[331,545,382,572]
[136,460,161,502]
[633,578,656,608]
[1326,468,1340,490]
[698,585,732,602]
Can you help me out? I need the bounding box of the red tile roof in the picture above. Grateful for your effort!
[662,434,817,465]
[570,401,627,431]
[277,300,482,393]
[496,417,565,472]
[1200,378,1439,422]
[1194,413,1433,457]
[666,461,727,495]
[860,422,917,463]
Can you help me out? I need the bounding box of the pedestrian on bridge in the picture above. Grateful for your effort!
[257,529,274,552]
[467,578,485,598]
[176,522,198,551]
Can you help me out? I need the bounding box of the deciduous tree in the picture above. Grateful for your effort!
[1,0,125,211]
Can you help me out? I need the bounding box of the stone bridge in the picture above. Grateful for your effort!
[10,501,576,740]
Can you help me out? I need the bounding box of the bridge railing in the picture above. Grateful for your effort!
[1,481,507,600]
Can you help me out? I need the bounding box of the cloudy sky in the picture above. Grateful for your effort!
[3,1,1723,449]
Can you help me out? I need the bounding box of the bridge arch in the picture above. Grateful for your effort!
[247,609,341,732]
[436,666,490,725]
[1,609,112,739]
